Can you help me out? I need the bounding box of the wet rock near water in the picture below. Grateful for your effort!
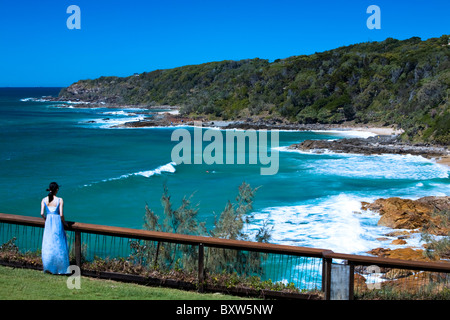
[361,196,450,235]
[221,120,334,131]
[289,135,449,158]
[367,247,430,261]
[362,196,449,263]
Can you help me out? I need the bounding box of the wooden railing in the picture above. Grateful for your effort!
[1,212,449,299]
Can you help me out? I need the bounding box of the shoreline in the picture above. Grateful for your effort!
[360,195,450,262]
[22,96,450,261]
[87,105,450,261]
[437,155,450,167]
[122,111,449,166]
[114,111,405,136]
[289,135,449,161]
[43,98,450,167]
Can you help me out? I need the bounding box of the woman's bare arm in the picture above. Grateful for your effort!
[59,198,68,227]
[40,199,46,221]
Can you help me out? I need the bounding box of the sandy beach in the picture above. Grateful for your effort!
[338,126,405,136]
[437,155,450,167]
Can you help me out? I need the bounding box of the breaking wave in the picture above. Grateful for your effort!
[84,162,177,187]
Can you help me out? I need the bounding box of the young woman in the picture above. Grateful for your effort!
[40,182,70,274]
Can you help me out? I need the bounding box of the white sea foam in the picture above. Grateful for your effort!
[157,109,180,115]
[248,194,426,255]
[310,130,378,139]
[84,162,176,187]
[106,162,177,181]
[101,110,136,116]
[20,97,88,104]
[273,146,336,154]
[310,153,449,180]
[80,115,146,128]
[55,104,75,109]
[20,97,54,103]
[102,110,129,116]
[61,100,88,105]
[278,146,449,180]
[133,162,177,178]
[76,107,154,128]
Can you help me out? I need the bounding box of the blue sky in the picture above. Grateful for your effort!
[0,0,448,87]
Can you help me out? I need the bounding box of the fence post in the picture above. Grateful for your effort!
[322,257,332,300]
[348,261,355,300]
[198,243,205,293]
[153,241,160,269]
[74,230,82,269]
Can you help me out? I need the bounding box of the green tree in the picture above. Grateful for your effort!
[421,210,450,260]
[134,182,272,278]
[206,182,271,276]
[130,185,206,271]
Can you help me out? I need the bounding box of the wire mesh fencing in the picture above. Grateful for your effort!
[0,222,44,254]
[0,220,324,296]
[1,214,449,300]
[76,235,324,294]
[353,264,450,300]
[203,248,323,292]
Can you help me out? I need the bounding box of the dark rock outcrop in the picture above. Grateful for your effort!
[361,196,450,235]
[289,136,448,158]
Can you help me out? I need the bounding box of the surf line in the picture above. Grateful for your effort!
[170,121,279,175]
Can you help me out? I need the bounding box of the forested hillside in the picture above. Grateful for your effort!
[59,35,450,144]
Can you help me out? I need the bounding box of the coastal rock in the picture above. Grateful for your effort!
[383,268,413,280]
[369,197,432,229]
[367,247,430,261]
[384,230,412,237]
[289,136,449,158]
[362,196,450,235]
[380,271,449,294]
[353,273,368,291]
[391,239,407,245]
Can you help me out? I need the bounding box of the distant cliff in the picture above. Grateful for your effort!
[59,35,450,145]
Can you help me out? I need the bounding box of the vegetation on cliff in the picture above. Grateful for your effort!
[135,182,272,275]
[59,35,450,144]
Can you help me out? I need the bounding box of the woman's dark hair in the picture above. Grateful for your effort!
[46,182,59,203]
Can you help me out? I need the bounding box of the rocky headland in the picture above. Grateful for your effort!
[289,135,449,160]
[362,196,450,234]
[360,196,449,261]
[289,134,449,261]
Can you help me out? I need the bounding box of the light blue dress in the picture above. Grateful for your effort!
[41,198,70,274]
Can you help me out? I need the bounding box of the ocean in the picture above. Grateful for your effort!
[1,87,449,255]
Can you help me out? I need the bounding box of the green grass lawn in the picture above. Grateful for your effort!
[0,265,252,300]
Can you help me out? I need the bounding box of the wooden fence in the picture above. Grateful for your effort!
[1,212,449,300]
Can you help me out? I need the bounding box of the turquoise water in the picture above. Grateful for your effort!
[1,87,449,255]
